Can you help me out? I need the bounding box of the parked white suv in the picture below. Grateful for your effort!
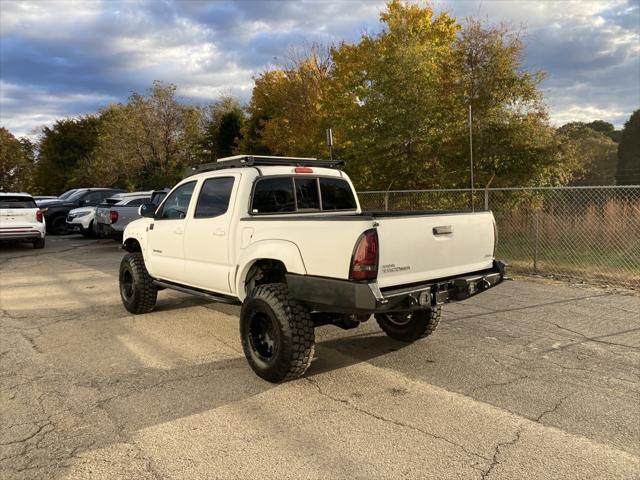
[0,193,46,248]
[119,156,506,382]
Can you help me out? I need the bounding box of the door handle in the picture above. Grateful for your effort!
[433,226,453,235]
[174,228,184,235]
[213,229,226,236]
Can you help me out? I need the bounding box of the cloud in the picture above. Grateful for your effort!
[0,0,638,137]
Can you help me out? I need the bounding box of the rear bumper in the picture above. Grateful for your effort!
[0,228,45,241]
[286,260,507,314]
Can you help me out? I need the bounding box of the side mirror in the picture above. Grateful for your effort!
[138,203,157,218]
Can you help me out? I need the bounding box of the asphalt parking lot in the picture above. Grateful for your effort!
[1,236,638,479]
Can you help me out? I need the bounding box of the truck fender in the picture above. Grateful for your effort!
[235,240,307,301]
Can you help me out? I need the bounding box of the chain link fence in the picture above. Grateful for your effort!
[358,186,640,288]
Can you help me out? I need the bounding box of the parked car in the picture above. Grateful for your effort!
[69,192,140,238]
[0,193,46,248]
[66,205,99,237]
[39,188,126,235]
[97,190,169,240]
[119,155,506,382]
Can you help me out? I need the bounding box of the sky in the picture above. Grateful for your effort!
[1,0,639,137]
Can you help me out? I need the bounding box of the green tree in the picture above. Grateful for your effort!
[585,120,621,142]
[616,110,640,185]
[92,81,202,189]
[35,116,101,194]
[558,122,618,185]
[197,96,245,161]
[0,128,36,192]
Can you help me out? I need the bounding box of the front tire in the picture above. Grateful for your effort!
[240,284,315,382]
[50,216,68,235]
[119,252,157,314]
[375,307,441,342]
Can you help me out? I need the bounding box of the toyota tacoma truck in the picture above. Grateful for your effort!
[119,156,506,382]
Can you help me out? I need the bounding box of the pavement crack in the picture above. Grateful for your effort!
[479,425,524,480]
[552,324,640,351]
[535,392,574,423]
[468,375,529,395]
[305,378,489,464]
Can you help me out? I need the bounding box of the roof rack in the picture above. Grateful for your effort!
[184,155,345,177]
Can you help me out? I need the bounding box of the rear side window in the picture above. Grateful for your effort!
[252,178,295,214]
[195,177,235,218]
[320,178,357,210]
[0,196,37,209]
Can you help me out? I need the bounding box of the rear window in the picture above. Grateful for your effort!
[0,196,37,209]
[295,178,320,210]
[251,176,357,214]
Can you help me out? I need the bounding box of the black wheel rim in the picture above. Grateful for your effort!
[121,269,134,301]
[383,312,412,326]
[248,311,278,362]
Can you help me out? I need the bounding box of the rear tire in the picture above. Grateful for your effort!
[240,284,315,382]
[375,307,441,342]
[119,252,157,314]
[32,237,45,249]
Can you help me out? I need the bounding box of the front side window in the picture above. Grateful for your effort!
[157,181,196,220]
[195,177,235,218]
[81,191,104,206]
[252,178,295,214]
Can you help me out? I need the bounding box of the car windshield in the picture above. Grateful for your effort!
[58,189,78,200]
[66,190,88,202]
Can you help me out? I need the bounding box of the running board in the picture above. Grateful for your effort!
[153,280,241,305]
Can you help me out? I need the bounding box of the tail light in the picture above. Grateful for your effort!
[294,167,314,173]
[349,229,379,281]
[36,210,43,223]
[110,210,118,224]
[492,216,498,258]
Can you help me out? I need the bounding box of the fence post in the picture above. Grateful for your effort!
[384,192,389,212]
[484,189,489,211]
[534,212,539,272]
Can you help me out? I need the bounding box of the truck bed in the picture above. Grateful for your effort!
[240,209,495,289]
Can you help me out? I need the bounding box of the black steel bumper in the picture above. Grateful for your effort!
[286,260,507,314]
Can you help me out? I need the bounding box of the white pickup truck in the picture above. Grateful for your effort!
[119,156,506,382]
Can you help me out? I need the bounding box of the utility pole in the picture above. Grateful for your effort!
[469,104,475,212]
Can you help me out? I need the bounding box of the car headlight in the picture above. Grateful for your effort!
[74,211,91,218]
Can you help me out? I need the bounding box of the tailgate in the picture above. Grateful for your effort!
[376,211,495,288]
[0,208,37,228]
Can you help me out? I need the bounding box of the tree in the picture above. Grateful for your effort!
[323,2,564,190]
[558,122,618,185]
[240,44,332,157]
[197,96,245,161]
[616,110,640,185]
[0,128,36,192]
[35,116,101,194]
[585,120,621,142]
[91,81,202,189]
